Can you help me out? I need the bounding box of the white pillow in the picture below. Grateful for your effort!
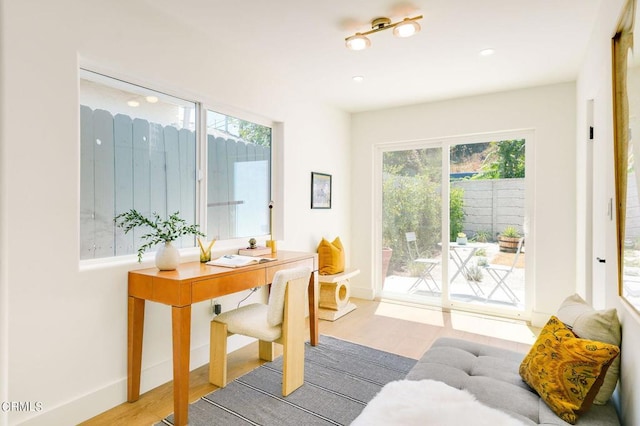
[556,294,622,405]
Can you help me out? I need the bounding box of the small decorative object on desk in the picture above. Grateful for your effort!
[114,209,205,271]
[456,232,467,245]
[198,238,216,262]
[266,201,277,253]
[238,245,272,256]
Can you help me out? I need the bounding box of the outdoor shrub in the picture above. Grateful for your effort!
[449,187,465,241]
[382,169,442,272]
[472,229,491,243]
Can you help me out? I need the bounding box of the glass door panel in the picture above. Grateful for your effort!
[381,147,443,304]
[448,140,526,312]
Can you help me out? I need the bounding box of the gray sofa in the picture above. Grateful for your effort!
[406,337,620,426]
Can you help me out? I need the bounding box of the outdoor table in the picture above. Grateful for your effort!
[448,242,488,296]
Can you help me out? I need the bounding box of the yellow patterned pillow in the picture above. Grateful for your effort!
[317,237,345,275]
[519,316,619,424]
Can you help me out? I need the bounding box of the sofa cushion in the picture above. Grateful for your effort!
[519,316,619,424]
[406,337,620,426]
[556,293,622,405]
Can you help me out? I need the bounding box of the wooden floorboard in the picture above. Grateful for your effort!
[81,298,539,425]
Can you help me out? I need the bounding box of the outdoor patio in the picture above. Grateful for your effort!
[383,242,525,310]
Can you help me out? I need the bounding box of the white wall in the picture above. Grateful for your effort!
[576,0,640,424]
[0,1,350,424]
[350,83,577,324]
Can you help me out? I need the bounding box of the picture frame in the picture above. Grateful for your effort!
[311,172,332,209]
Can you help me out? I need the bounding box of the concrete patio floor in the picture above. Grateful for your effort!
[383,243,525,311]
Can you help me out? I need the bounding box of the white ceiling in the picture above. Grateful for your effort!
[146,0,604,113]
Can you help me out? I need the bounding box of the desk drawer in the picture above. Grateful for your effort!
[266,258,315,283]
[192,269,266,302]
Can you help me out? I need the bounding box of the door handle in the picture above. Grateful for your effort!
[596,257,606,263]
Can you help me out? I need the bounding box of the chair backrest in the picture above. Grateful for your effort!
[405,232,419,260]
[267,266,312,327]
[508,237,525,271]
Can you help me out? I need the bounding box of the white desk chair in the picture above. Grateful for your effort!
[485,237,524,304]
[405,232,440,293]
[209,266,312,396]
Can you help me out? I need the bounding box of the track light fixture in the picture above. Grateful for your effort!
[345,15,423,50]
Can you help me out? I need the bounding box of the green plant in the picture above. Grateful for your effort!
[471,230,491,243]
[474,248,487,257]
[475,256,488,267]
[114,209,205,262]
[472,139,525,180]
[501,226,521,238]
[464,264,484,282]
[449,187,466,241]
[382,164,441,272]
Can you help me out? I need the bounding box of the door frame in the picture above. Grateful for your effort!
[373,129,535,320]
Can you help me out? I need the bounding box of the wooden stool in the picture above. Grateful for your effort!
[318,268,360,321]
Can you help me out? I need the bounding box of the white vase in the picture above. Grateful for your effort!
[155,241,179,271]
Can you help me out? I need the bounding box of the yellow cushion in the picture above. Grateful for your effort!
[317,237,345,275]
[519,316,620,424]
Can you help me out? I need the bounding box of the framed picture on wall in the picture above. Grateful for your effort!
[311,172,332,209]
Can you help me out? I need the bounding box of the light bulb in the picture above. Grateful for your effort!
[346,34,371,51]
[393,19,421,38]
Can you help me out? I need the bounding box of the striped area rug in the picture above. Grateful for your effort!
[158,335,417,425]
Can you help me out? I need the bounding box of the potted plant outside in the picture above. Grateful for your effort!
[498,226,521,253]
[114,209,205,270]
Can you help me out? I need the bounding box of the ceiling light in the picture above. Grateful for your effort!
[345,33,371,51]
[479,48,495,56]
[393,18,421,38]
[145,95,159,103]
[127,100,140,107]
[345,15,423,50]
[352,75,364,83]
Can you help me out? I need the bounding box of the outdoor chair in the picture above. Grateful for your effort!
[484,237,524,304]
[209,266,312,396]
[405,232,440,293]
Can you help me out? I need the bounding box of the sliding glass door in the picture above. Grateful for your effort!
[379,135,530,318]
[381,147,443,304]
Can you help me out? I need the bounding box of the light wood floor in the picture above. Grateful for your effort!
[81,298,539,426]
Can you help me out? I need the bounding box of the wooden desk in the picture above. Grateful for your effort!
[127,250,318,426]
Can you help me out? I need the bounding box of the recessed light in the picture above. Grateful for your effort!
[479,48,495,56]
[352,75,364,83]
[146,95,159,103]
[127,100,140,107]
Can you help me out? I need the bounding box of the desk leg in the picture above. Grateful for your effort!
[127,296,145,402]
[172,305,192,426]
[308,271,319,346]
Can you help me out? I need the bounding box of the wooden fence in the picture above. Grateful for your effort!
[80,106,270,260]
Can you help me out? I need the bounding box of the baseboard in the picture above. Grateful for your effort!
[350,287,375,300]
[16,336,255,425]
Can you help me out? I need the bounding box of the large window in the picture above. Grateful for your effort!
[79,70,271,260]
